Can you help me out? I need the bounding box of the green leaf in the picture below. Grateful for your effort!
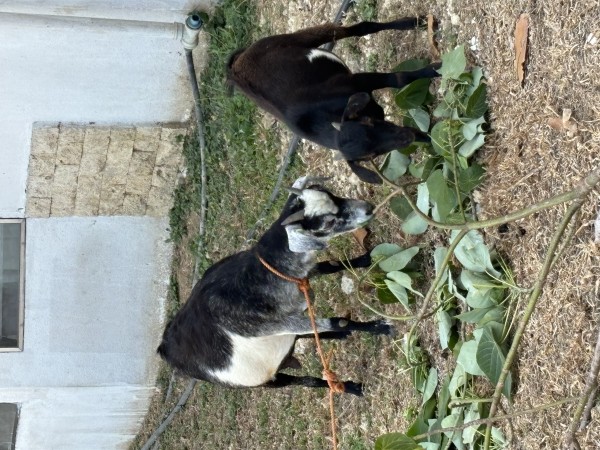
[437,310,453,350]
[491,427,508,446]
[430,121,452,156]
[379,246,420,272]
[474,321,505,345]
[390,197,413,220]
[395,78,432,109]
[427,169,458,222]
[451,230,501,277]
[374,433,422,450]
[433,100,453,118]
[441,412,464,449]
[418,443,440,450]
[456,340,486,376]
[465,83,488,118]
[384,280,410,310]
[402,184,429,235]
[462,116,486,140]
[458,134,485,157]
[437,375,451,418]
[402,212,428,235]
[387,271,423,297]
[409,107,431,132]
[433,247,449,287]
[476,327,512,399]
[412,365,428,394]
[456,163,486,195]
[454,306,495,323]
[478,308,506,328]
[382,150,411,181]
[437,45,467,80]
[448,363,467,398]
[421,396,437,421]
[430,121,465,160]
[394,58,430,72]
[462,403,482,444]
[371,243,402,258]
[460,270,498,309]
[468,67,484,92]
[422,367,438,405]
[377,286,399,304]
[409,155,441,180]
[406,416,429,438]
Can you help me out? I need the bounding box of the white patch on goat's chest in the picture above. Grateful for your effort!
[301,190,338,217]
[306,49,346,67]
[208,332,296,387]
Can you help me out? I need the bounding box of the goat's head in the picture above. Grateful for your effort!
[280,176,373,252]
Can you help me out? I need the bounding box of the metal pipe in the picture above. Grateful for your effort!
[0,11,184,39]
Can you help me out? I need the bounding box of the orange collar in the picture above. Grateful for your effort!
[257,254,310,293]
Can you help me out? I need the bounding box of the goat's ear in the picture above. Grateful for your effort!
[344,92,371,120]
[286,187,304,197]
[285,225,328,252]
[281,209,305,226]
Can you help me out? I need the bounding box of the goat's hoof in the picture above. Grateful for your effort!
[371,319,397,337]
[343,381,363,396]
[353,251,372,268]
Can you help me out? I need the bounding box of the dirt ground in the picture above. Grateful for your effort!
[254,0,600,448]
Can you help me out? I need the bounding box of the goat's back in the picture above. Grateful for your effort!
[227,37,351,111]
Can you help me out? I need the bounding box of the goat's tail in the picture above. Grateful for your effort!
[224,48,246,96]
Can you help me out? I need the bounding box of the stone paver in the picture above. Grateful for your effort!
[27,124,186,218]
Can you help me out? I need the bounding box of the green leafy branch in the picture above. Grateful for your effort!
[362,45,600,450]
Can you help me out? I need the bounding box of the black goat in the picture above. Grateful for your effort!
[226,17,438,183]
[158,177,393,395]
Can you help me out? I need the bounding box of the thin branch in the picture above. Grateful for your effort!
[406,229,468,344]
[449,128,467,222]
[374,188,402,215]
[411,396,581,442]
[483,168,600,448]
[370,162,600,232]
[564,318,600,448]
[355,286,415,321]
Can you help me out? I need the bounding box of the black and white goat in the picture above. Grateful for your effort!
[226,17,438,183]
[158,177,393,395]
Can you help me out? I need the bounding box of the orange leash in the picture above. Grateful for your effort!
[258,254,343,450]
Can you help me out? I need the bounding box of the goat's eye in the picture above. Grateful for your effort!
[323,218,336,229]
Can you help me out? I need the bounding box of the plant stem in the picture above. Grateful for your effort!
[482,182,596,448]
[407,229,468,344]
[564,319,600,448]
[371,163,600,232]
[374,188,402,215]
[355,292,415,321]
[412,396,581,442]
[449,127,467,222]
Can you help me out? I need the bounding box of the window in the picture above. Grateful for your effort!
[0,221,24,351]
[0,403,18,450]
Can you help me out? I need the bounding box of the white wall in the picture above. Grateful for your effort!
[0,386,155,450]
[0,3,210,446]
[0,1,210,217]
[0,216,172,448]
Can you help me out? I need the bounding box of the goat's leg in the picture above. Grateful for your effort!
[348,64,440,92]
[289,17,423,48]
[272,317,394,337]
[312,251,372,276]
[264,373,363,396]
